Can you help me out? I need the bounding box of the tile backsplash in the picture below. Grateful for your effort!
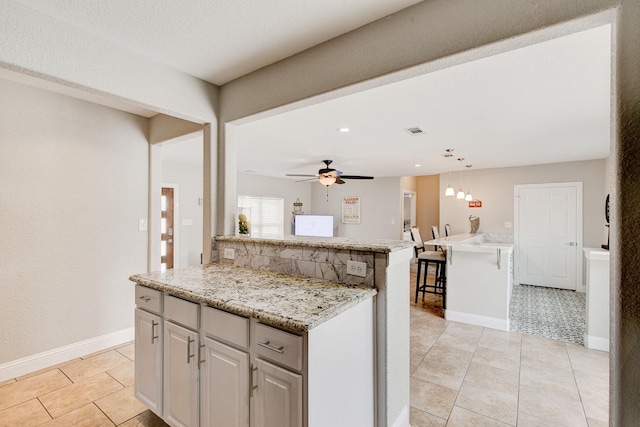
[213,239,374,286]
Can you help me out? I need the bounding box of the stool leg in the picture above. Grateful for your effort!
[415,261,422,303]
[422,260,428,301]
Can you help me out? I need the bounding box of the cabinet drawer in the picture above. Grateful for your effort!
[164,295,199,330]
[254,323,303,371]
[202,306,249,349]
[135,285,163,314]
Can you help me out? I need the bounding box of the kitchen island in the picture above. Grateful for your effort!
[131,235,414,427]
[426,233,514,331]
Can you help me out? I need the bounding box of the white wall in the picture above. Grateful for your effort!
[0,79,148,364]
[162,139,204,268]
[439,159,607,248]
[236,173,313,235]
[309,177,403,240]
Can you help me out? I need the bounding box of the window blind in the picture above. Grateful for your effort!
[237,196,285,238]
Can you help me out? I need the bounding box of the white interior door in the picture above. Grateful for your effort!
[516,183,581,290]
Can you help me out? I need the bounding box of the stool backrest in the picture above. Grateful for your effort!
[409,226,425,257]
[431,225,440,240]
[445,223,452,236]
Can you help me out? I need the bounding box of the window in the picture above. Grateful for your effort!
[237,196,285,238]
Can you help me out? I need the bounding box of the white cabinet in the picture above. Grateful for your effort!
[254,358,302,427]
[200,337,250,427]
[163,295,201,427]
[134,286,374,427]
[134,308,162,416]
[164,320,200,427]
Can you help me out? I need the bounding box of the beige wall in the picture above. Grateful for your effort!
[416,175,440,238]
[309,177,404,240]
[439,160,607,248]
[0,79,148,364]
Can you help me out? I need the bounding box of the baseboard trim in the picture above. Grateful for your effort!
[445,310,509,331]
[0,327,134,382]
[392,404,409,427]
[584,334,610,352]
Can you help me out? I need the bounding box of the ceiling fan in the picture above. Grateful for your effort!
[286,160,374,186]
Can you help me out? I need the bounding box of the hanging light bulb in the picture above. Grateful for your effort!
[445,171,455,196]
[465,165,473,201]
[456,170,465,199]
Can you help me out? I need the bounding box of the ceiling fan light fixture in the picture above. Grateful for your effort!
[318,175,336,186]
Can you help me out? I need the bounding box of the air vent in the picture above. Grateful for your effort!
[405,127,424,135]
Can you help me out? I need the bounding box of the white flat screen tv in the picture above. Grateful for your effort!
[294,215,334,237]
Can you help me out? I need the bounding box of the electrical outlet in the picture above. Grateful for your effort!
[347,260,367,277]
[224,248,235,260]
[504,222,513,229]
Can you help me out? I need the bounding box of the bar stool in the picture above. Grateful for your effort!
[410,227,446,308]
[445,223,452,237]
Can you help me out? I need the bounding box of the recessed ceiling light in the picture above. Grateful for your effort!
[337,127,350,133]
[414,164,421,167]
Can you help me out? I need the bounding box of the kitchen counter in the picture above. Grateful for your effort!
[424,232,514,331]
[129,263,376,333]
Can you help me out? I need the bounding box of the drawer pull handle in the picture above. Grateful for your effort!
[139,296,151,303]
[151,321,159,344]
[257,340,284,354]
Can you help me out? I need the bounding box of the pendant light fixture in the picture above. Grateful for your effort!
[445,171,455,197]
[465,165,473,201]
[456,159,465,199]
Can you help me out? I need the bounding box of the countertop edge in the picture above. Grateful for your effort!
[215,235,414,253]
[129,270,377,333]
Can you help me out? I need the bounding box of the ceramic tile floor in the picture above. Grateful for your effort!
[0,267,609,426]
[409,265,609,426]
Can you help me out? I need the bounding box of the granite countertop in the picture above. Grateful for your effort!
[216,235,414,253]
[129,264,377,333]
[425,232,514,250]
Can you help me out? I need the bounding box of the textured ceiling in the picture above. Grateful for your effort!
[13,0,422,85]
[6,1,612,180]
[236,25,612,179]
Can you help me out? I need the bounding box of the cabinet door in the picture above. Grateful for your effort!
[254,358,302,427]
[164,321,199,427]
[201,337,249,427]
[134,308,162,416]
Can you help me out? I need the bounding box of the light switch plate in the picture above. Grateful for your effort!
[347,260,367,277]
[138,219,147,232]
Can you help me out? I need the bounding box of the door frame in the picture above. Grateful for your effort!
[514,182,584,292]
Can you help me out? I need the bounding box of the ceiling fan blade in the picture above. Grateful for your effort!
[286,173,317,177]
[295,177,317,183]
[335,177,346,184]
[339,175,374,180]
